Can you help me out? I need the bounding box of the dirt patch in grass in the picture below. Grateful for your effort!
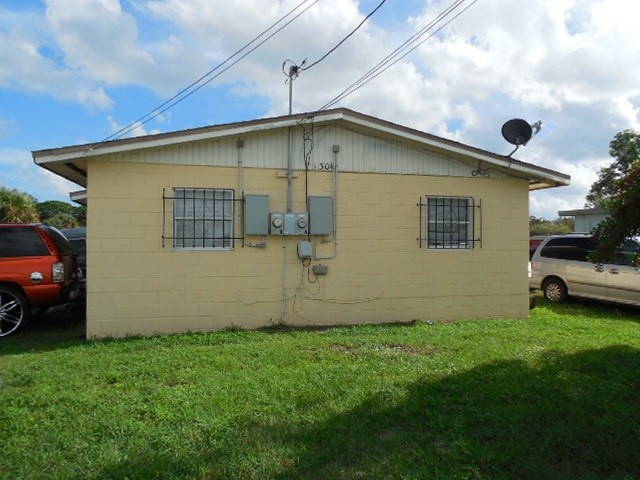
[327,342,437,356]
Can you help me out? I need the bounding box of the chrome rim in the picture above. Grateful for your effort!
[0,291,24,337]
[545,282,562,302]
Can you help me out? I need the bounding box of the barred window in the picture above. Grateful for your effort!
[426,196,474,249]
[173,188,234,250]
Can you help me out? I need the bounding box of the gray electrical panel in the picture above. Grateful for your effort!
[244,194,269,235]
[308,196,333,235]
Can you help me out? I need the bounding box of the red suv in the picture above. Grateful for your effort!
[0,223,81,336]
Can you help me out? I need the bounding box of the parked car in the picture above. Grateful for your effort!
[530,234,640,306]
[529,235,547,260]
[62,227,86,278]
[0,223,81,336]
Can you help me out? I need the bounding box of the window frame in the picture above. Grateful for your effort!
[425,195,475,250]
[172,187,235,251]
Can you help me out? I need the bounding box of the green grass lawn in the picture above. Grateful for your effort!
[1,300,639,480]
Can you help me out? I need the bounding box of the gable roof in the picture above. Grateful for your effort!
[32,108,570,191]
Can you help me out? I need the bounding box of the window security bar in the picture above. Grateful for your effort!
[162,188,245,249]
[417,196,482,249]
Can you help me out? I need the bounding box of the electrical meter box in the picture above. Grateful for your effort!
[244,194,270,235]
[269,212,284,235]
[284,213,308,235]
[308,196,333,235]
[269,212,309,235]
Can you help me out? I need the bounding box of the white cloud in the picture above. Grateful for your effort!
[44,0,211,96]
[0,5,112,110]
[0,149,81,203]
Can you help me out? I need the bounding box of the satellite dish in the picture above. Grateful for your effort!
[501,118,533,146]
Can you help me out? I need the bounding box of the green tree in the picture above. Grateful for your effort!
[36,200,86,226]
[45,213,79,229]
[589,130,640,262]
[0,187,40,223]
[73,205,86,225]
[529,216,573,236]
[586,130,640,208]
[37,200,75,221]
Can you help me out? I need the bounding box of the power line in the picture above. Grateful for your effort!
[321,0,466,108]
[300,0,387,72]
[321,0,474,110]
[319,0,479,110]
[90,0,319,150]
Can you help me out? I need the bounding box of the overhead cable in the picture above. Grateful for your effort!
[89,0,319,150]
[319,0,479,110]
[300,0,387,72]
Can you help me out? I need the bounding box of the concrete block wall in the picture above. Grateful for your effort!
[86,160,530,338]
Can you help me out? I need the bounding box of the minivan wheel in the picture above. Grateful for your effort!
[542,278,567,303]
[0,286,31,337]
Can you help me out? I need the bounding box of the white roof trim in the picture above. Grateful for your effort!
[32,108,570,190]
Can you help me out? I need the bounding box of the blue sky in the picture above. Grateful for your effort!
[1,0,639,219]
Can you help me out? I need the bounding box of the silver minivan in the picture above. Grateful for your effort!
[530,234,640,306]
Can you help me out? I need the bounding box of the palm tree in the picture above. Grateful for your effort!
[0,187,40,223]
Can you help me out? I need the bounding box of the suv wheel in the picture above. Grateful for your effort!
[0,286,31,337]
[542,278,567,303]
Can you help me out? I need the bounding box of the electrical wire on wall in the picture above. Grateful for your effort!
[291,259,313,322]
[291,262,385,322]
[298,115,316,229]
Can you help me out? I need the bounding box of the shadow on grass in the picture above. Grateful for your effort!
[0,305,86,355]
[92,345,640,480]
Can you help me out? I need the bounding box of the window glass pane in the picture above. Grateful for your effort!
[0,228,49,257]
[426,196,473,249]
[173,188,233,250]
[540,237,595,261]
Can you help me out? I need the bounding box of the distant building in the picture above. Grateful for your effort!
[558,207,609,233]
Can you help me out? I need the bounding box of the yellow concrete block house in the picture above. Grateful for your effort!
[33,109,569,338]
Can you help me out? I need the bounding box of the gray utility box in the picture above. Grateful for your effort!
[297,240,312,259]
[308,196,333,235]
[244,194,270,235]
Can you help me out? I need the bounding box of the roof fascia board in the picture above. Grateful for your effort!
[338,112,569,186]
[33,111,346,165]
[341,113,506,164]
[31,108,569,188]
[31,109,486,165]
[34,122,290,164]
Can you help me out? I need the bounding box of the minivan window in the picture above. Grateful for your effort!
[610,240,640,265]
[0,227,49,257]
[540,237,597,262]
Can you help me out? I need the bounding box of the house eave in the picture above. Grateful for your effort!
[31,108,570,192]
